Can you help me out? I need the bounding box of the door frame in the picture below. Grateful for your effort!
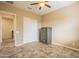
[0,10,17,46]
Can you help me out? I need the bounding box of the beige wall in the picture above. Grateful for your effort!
[42,2,79,49]
[0,2,42,46]
[0,1,79,49]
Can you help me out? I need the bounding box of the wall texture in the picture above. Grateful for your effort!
[0,2,42,46]
[42,2,79,49]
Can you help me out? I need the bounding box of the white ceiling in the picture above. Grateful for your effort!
[13,1,75,15]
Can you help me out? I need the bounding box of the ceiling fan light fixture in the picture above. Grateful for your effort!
[39,3,45,7]
[30,1,51,10]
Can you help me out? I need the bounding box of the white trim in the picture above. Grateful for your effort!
[13,13,17,46]
[16,41,38,47]
[0,10,17,46]
[52,42,79,52]
[15,43,24,47]
[0,16,2,43]
[0,10,16,15]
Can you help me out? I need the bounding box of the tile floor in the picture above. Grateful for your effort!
[0,41,79,58]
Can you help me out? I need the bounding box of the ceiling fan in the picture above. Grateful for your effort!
[30,1,51,10]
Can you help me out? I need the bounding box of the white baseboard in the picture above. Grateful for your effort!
[52,42,79,52]
[15,41,38,47]
[15,43,24,47]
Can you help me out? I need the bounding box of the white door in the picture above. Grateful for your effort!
[23,17,38,43]
[0,16,2,43]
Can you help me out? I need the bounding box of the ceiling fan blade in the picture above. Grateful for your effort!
[45,4,51,8]
[30,3,39,5]
[39,6,41,10]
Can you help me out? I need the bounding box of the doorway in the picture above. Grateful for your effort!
[0,11,16,48]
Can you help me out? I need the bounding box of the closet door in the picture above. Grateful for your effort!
[2,18,13,39]
[23,17,38,43]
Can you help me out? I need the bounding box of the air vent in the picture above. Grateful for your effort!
[6,1,14,4]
